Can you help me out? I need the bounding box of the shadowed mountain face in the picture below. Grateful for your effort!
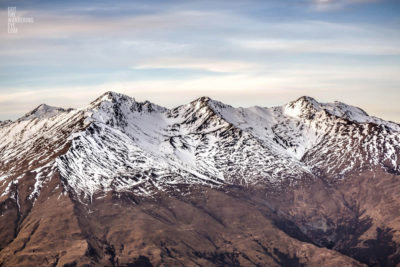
[0,92,399,266]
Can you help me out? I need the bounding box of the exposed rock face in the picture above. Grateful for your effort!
[0,92,399,266]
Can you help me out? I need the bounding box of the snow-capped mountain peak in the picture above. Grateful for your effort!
[90,91,134,105]
[281,96,400,131]
[1,92,399,202]
[283,96,321,119]
[192,96,211,104]
[19,103,72,121]
[186,96,218,113]
[1,91,399,267]
[90,91,166,114]
[188,96,232,110]
[283,96,369,122]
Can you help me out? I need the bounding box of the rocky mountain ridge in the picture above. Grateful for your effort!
[0,92,399,266]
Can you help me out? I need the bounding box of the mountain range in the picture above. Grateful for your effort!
[0,92,399,266]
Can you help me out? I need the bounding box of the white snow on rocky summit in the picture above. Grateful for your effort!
[1,92,399,201]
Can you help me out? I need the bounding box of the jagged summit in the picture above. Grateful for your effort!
[193,96,211,103]
[186,96,232,114]
[19,103,72,121]
[326,101,370,121]
[188,96,217,108]
[2,92,399,195]
[101,91,134,102]
[89,91,167,115]
[284,96,322,119]
[293,96,320,106]
[280,96,400,131]
[4,92,398,129]
[89,91,135,107]
[1,91,400,266]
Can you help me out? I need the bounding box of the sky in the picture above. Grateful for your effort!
[1,0,400,122]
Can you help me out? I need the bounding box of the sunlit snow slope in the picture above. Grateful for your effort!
[1,92,399,201]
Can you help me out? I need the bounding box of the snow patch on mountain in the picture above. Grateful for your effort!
[19,104,72,121]
[1,92,399,201]
[284,96,400,131]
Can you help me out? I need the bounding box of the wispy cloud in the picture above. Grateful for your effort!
[238,38,400,55]
[312,0,380,11]
[2,62,399,117]
[132,58,260,73]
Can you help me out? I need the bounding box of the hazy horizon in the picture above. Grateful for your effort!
[2,91,399,124]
